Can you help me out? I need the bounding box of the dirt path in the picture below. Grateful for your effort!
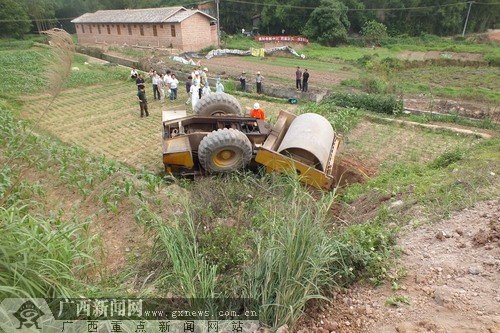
[203,56,354,87]
[297,200,500,333]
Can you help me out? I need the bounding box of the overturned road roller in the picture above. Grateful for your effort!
[162,93,343,190]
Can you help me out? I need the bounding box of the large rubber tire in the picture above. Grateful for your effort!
[194,93,242,116]
[198,128,252,173]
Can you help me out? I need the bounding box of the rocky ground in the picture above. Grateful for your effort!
[295,200,500,333]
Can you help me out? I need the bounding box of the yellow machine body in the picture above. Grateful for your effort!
[162,109,342,190]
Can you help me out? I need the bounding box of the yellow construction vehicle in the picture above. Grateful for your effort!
[162,93,344,190]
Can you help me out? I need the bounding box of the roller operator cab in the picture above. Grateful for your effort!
[162,93,342,191]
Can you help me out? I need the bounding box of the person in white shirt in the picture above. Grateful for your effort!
[158,73,166,103]
[130,68,138,80]
[169,74,179,101]
[215,78,224,93]
[190,77,200,110]
[164,70,173,98]
[151,70,160,100]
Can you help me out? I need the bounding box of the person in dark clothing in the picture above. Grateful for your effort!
[295,66,302,90]
[302,69,310,92]
[137,87,149,117]
[136,74,145,90]
[239,72,246,92]
[185,75,192,105]
[255,72,264,94]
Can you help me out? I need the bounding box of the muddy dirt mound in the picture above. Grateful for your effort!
[296,200,500,333]
[404,97,499,122]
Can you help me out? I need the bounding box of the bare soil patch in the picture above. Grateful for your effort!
[297,200,500,333]
[404,97,499,122]
[399,51,484,62]
[484,29,500,43]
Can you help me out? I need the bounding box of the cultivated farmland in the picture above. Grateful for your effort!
[1,33,499,333]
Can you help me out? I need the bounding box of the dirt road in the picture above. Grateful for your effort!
[297,200,500,333]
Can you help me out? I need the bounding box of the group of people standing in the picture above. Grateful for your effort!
[238,71,264,94]
[131,68,180,117]
[131,64,306,118]
[237,68,310,94]
[148,68,180,103]
[185,67,225,110]
[295,66,310,92]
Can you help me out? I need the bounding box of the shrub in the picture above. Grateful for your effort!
[299,102,360,134]
[199,225,250,272]
[428,149,465,169]
[326,92,403,114]
[360,76,388,94]
[335,221,396,286]
[360,20,388,46]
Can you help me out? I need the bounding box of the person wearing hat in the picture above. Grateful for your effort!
[255,72,264,94]
[250,102,265,120]
[239,72,247,92]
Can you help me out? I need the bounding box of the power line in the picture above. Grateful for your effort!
[220,0,500,11]
[0,1,498,23]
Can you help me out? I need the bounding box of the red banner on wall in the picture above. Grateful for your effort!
[255,36,309,43]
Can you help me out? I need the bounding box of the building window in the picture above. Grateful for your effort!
[107,25,111,34]
[117,25,121,35]
[93,24,95,27]
[153,25,157,36]
[98,25,101,34]
[89,25,92,33]
[128,25,132,35]
[160,24,163,29]
[81,25,85,33]
[171,25,176,37]
[140,25,144,36]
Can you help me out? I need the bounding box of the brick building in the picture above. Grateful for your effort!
[71,7,218,51]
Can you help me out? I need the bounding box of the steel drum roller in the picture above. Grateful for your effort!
[277,113,335,171]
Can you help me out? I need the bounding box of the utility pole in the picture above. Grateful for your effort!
[216,0,221,46]
[462,1,473,37]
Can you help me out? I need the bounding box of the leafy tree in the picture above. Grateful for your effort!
[360,20,388,45]
[219,0,258,34]
[0,0,31,37]
[258,0,319,35]
[465,0,500,33]
[302,0,350,45]
[23,0,56,32]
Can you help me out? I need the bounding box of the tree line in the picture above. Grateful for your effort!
[1,0,498,45]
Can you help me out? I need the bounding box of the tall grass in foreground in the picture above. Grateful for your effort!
[242,182,338,328]
[148,174,395,330]
[0,206,96,299]
[153,201,218,300]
